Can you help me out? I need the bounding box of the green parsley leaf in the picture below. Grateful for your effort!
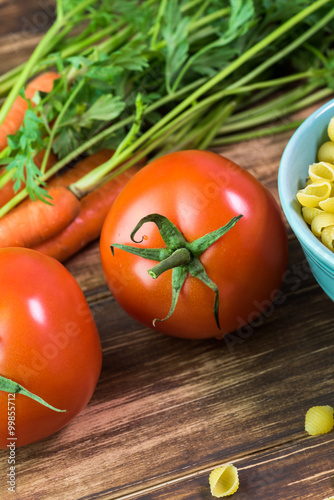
[79,94,125,125]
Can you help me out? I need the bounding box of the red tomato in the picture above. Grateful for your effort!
[0,248,102,448]
[100,150,288,340]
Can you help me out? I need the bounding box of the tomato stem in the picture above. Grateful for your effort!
[148,248,191,279]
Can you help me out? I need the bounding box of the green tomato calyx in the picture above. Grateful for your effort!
[0,375,66,412]
[111,213,243,329]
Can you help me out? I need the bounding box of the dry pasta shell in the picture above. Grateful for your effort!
[305,405,334,436]
[308,162,334,183]
[302,206,323,225]
[209,464,239,497]
[296,181,332,208]
[311,213,334,237]
[328,116,334,142]
[321,225,334,252]
[319,197,334,213]
[317,142,334,165]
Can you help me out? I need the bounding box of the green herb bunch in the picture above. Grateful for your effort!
[0,0,333,214]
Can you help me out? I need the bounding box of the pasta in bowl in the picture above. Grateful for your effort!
[278,98,334,301]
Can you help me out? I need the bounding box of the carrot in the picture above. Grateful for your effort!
[0,150,58,208]
[34,165,139,261]
[0,185,81,248]
[0,150,115,250]
[0,72,59,152]
[24,72,60,100]
[0,137,108,209]
[34,156,140,262]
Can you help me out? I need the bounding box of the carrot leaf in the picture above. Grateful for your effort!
[0,108,51,201]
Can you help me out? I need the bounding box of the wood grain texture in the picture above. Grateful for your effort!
[0,3,333,500]
[0,237,332,500]
[0,0,55,75]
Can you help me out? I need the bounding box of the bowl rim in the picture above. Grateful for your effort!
[278,98,334,269]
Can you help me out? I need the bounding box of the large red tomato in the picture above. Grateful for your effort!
[100,150,288,339]
[0,248,102,448]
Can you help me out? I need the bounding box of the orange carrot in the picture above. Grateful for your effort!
[24,72,60,100]
[0,150,114,250]
[33,165,139,262]
[0,185,80,248]
[0,150,58,208]
[0,142,109,209]
[32,150,140,261]
[0,72,59,151]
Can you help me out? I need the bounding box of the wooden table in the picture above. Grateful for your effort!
[0,3,333,499]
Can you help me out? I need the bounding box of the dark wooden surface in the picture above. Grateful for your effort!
[0,2,333,499]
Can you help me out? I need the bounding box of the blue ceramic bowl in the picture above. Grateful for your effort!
[278,99,334,301]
